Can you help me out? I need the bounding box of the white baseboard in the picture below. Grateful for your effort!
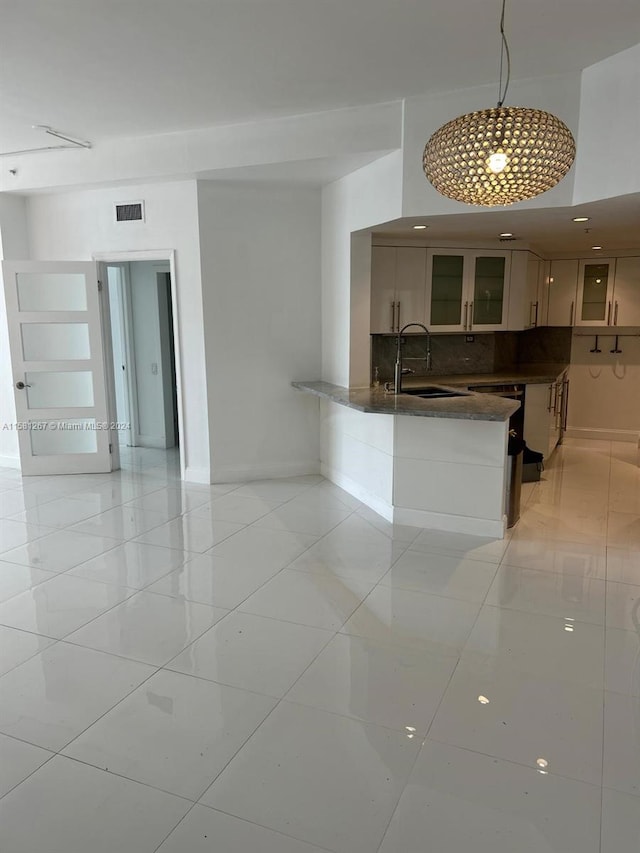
[320,464,394,522]
[565,427,640,444]
[210,459,321,484]
[184,466,211,485]
[393,505,506,538]
[0,455,21,470]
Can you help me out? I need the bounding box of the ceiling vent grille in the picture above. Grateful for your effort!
[115,201,144,223]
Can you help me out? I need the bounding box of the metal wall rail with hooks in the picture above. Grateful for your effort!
[574,332,640,338]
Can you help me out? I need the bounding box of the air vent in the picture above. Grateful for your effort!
[115,201,144,223]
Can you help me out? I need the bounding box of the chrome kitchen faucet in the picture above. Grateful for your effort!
[393,322,432,395]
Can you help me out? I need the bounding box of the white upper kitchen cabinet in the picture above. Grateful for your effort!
[425,249,511,332]
[610,256,640,326]
[370,246,426,334]
[575,258,616,326]
[508,252,547,330]
[547,259,579,326]
[370,246,397,334]
[524,256,542,328]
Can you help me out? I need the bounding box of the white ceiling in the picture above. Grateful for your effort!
[1,0,639,153]
[372,193,640,255]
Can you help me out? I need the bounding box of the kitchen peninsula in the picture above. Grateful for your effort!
[293,380,519,538]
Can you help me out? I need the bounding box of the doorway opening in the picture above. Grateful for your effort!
[102,258,181,477]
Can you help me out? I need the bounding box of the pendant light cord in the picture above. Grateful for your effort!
[497,0,511,107]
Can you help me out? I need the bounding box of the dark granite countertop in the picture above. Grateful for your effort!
[403,363,569,389]
[292,381,519,422]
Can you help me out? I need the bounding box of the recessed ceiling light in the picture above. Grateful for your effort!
[478,695,490,705]
[413,225,428,230]
[499,232,513,237]
[592,246,602,250]
[572,216,590,222]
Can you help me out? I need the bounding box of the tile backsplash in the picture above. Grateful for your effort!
[516,327,573,364]
[371,327,572,381]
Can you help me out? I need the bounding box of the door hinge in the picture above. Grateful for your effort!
[109,443,113,453]
[97,280,103,292]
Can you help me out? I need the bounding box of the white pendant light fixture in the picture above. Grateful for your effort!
[423,0,576,207]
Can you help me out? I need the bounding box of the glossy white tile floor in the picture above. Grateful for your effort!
[0,439,638,852]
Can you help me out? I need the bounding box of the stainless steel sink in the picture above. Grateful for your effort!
[402,386,467,399]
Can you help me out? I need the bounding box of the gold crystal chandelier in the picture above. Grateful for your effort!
[423,1,576,207]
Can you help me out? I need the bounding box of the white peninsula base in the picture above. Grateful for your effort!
[320,400,510,538]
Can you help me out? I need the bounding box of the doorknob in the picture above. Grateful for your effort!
[15,381,31,389]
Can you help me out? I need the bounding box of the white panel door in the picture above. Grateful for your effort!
[2,261,112,475]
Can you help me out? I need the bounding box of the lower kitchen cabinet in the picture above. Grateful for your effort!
[523,378,567,461]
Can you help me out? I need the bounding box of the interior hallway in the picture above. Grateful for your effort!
[0,438,637,852]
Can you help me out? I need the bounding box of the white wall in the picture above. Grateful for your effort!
[25,180,210,481]
[568,331,640,438]
[574,44,640,205]
[197,181,322,481]
[128,261,175,448]
[0,195,30,466]
[321,151,403,387]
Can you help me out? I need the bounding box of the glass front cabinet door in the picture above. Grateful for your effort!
[426,249,510,332]
[426,250,465,331]
[576,259,616,326]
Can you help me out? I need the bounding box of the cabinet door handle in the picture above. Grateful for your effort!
[390,301,395,332]
[463,301,468,330]
[469,301,473,330]
[607,301,612,325]
[614,301,619,325]
[396,301,401,332]
[547,383,553,412]
[562,379,570,431]
[569,300,574,326]
[533,301,539,327]
[529,302,535,327]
